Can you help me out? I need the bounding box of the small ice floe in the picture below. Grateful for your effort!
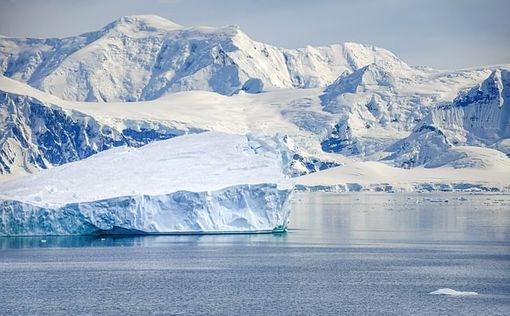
[429,288,478,296]
[40,239,47,243]
[101,238,106,241]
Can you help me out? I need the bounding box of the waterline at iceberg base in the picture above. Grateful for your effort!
[0,132,295,236]
[0,184,293,236]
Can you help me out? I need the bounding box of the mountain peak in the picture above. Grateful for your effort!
[358,63,396,83]
[0,15,422,102]
[453,68,509,108]
[104,15,183,33]
[324,63,399,96]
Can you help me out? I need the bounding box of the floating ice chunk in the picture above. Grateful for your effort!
[429,288,478,296]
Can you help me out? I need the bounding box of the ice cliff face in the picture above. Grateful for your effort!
[0,15,410,101]
[0,184,291,235]
[0,132,294,235]
[433,69,510,146]
[386,69,510,167]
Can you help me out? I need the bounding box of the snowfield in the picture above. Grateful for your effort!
[0,132,294,235]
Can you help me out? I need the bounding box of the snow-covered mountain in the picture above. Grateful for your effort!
[318,61,505,158]
[0,15,508,183]
[0,15,411,101]
[386,69,510,168]
[0,75,342,177]
[0,76,203,176]
[434,69,510,147]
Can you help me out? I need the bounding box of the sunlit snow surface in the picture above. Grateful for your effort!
[296,146,510,193]
[0,132,294,236]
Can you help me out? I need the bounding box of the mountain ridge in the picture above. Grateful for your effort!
[0,14,414,102]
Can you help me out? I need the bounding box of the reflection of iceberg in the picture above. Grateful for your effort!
[429,288,478,296]
[0,132,294,236]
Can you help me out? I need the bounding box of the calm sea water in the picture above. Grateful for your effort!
[1,192,509,315]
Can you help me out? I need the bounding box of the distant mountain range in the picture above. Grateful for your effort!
[0,15,411,101]
[0,15,508,183]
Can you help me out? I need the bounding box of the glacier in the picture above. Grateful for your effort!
[297,148,510,193]
[2,64,508,179]
[318,63,508,159]
[0,132,294,236]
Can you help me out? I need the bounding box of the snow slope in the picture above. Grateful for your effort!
[432,69,510,147]
[0,75,342,178]
[0,132,294,235]
[1,64,509,178]
[0,15,413,101]
[0,76,203,177]
[0,16,508,187]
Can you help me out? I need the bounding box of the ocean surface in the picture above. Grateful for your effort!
[1,192,509,315]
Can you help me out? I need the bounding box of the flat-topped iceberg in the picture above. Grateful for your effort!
[0,132,294,236]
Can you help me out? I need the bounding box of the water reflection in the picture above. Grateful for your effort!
[291,192,510,244]
[0,231,293,250]
[1,192,509,249]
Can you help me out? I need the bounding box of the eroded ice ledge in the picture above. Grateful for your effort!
[0,132,294,236]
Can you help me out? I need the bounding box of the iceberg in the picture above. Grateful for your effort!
[429,288,478,296]
[0,132,294,236]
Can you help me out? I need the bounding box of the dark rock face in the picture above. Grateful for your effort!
[0,92,200,174]
[241,78,264,94]
[320,123,359,155]
[290,153,341,176]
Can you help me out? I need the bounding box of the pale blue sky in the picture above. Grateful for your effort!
[0,0,509,69]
